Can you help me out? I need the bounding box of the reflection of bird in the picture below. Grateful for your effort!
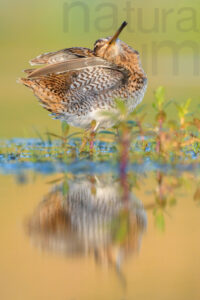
[19,21,147,130]
[26,175,147,279]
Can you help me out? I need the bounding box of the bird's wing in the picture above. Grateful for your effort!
[29,47,94,65]
[27,57,123,79]
[66,66,126,99]
[57,66,129,115]
[20,64,129,116]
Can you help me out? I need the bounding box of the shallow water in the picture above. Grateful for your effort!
[0,140,200,300]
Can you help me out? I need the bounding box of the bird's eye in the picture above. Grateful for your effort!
[94,39,103,47]
[94,45,101,54]
[94,39,105,53]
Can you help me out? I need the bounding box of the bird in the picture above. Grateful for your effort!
[19,21,147,131]
[26,174,147,282]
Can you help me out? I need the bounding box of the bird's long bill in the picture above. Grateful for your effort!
[109,21,128,45]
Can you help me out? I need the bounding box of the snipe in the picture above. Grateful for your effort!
[20,21,147,131]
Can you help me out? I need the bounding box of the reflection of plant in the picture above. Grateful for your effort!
[111,210,130,245]
[141,170,200,231]
[152,171,176,232]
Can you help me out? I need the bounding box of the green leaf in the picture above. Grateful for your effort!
[152,102,158,111]
[62,180,69,196]
[115,98,127,115]
[32,126,45,143]
[101,111,118,120]
[184,98,192,111]
[175,98,192,120]
[129,104,146,116]
[111,211,129,244]
[127,120,137,127]
[97,130,116,135]
[113,219,128,244]
[62,121,70,137]
[164,100,173,109]
[154,86,165,110]
[169,198,177,206]
[155,211,165,232]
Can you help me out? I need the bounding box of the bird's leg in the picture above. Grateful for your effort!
[79,121,99,154]
[89,131,96,155]
[89,120,99,155]
[80,129,89,153]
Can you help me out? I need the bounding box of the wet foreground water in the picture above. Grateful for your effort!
[0,140,200,300]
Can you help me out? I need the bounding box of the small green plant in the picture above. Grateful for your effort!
[1,87,199,165]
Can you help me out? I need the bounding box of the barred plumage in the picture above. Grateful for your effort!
[19,21,147,129]
[26,176,147,267]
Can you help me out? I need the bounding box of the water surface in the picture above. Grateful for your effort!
[0,163,200,300]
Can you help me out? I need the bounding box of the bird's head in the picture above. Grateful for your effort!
[95,22,128,57]
[94,21,128,60]
[93,21,140,71]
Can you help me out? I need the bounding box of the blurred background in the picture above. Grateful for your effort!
[1,0,199,137]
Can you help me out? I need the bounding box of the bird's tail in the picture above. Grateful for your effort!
[18,74,72,116]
